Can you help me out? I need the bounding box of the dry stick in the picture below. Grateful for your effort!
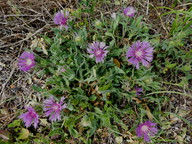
[149,3,169,35]
[176,3,192,8]
[146,0,149,15]
[17,6,42,15]
[0,62,17,97]
[57,1,65,10]
[42,6,53,20]
[2,14,41,17]
[0,24,48,48]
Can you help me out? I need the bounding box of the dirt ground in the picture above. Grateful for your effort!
[0,0,191,143]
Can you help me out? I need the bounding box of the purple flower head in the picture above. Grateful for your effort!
[60,67,66,73]
[87,41,109,63]
[135,86,143,96]
[126,41,154,69]
[18,51,35,72]
[43,96,67,122]
[19,106,39,128]
[53,10,69,29]
[123,6,136,17]
[136,120,158,142]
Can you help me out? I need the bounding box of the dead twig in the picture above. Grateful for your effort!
[0,24,49,48]
[149,3,169,35]
[0,62,17,98]
[146,0,149,15]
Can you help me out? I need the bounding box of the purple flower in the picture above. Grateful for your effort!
[43,97,67,122]
[18,51,35,72]
[126,41,154,69]
[53,10,69,29]
[136,120,158,142]
[123,6,136,17]
[19,106,39,128]
[87,41,109,63]
[135,87,143,96]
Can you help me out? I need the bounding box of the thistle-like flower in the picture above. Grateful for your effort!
[18,51,35,72]
[126,41,154,69]
[111,12,117,19]
[87,41,109,63]
[19,106,39,128]
[43,97,67,122]
[136,120,158,142]
[123,6,136,17]
[94,20,102,28]
[60,67,66,73]
[135,87,143,96]
[74,33,82,43]
[53,10,69,29]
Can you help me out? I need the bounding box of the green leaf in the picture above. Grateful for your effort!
[80,115,92,127]
[18,128,29,139]
[105,32,114,39]
[67,103,74,111]
[87,123,97,136]
[114,67,125,74]
[180,65,191,71]
[112,49,123,57]
[76,94,89,101]
[112,16,120,30]
[165,63,177,69]
[89,95,97,101]
[109,39,116,47]
[32,85,45,92]
[83,77,97,83]
[68,127,80,138]
[43,35,53,45]
[48,128,63,137]
[8,120,21,128]
[94,107,103,115]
